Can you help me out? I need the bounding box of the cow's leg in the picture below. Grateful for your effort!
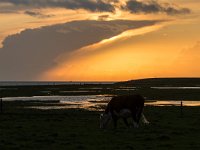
[113,118,118,128]
[104,114,112,128]
[135,107,144,124]
[112,115,118,128]
[132,120,139,128]
[131,108,143,128]
[141,113,150,124]
[131,113,139,128]
[123,118,129,127]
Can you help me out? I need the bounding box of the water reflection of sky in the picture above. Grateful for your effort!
[3,95,200,111]
[145,101,200,107]
[151,87,200,89]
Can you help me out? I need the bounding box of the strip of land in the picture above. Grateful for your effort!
[1,78,200,100]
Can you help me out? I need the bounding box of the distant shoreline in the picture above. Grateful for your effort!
[1,77,200,86]
[0,81,115,86]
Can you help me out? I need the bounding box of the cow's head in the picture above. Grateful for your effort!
[99,113,111,129]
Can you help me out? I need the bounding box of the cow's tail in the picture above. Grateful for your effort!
[135,103,144,124]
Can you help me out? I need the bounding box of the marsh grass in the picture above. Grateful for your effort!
[0,102,200,149]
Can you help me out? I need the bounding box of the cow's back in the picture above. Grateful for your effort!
[105,94,144,114]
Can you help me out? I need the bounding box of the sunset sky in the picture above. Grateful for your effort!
[0,0,200,81]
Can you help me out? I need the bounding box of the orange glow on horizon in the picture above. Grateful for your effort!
[39,22,169,81]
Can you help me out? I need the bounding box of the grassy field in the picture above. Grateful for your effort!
[1,101,200,150]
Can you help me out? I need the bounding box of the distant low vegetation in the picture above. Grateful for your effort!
[116,78,200,87]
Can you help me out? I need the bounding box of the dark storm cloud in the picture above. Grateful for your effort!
[1,0,115,12]
[0,0,191,16]
[123,0,191,15]
[24,11,52,18]
[98,14,110,20]
[0,19,158,80]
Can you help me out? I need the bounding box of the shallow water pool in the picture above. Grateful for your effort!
[2,95,200,111]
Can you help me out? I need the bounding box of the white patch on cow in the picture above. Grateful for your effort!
[100,109,150,129]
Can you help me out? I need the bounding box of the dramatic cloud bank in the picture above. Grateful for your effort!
[0,20,158,80]
[0,0,190,15]
[123,0,191,15]
[1,0,115,13]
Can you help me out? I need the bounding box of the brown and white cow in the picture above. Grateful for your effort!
[100,94,149,129]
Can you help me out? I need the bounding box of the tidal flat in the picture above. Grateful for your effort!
[0,101,200,150]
